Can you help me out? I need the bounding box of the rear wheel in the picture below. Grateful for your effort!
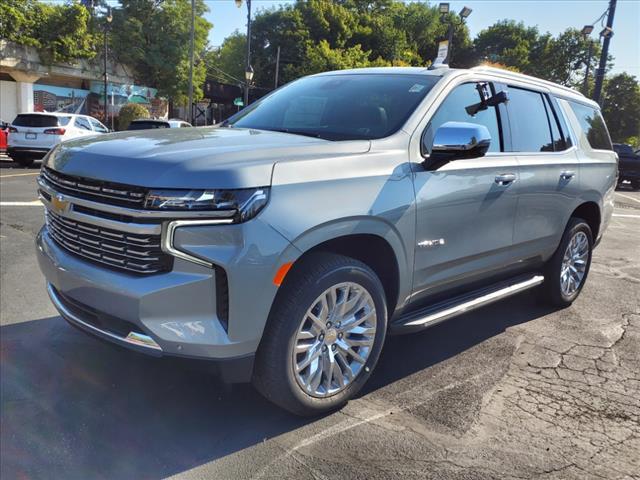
[253,252,387,416]
[542,217,593,307]
[631,180,640,191]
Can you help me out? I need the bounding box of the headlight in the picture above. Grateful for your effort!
[145,188,269,222]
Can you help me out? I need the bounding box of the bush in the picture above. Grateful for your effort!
[117,103,150,130]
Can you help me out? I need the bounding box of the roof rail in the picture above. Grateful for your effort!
[470,65,585,98]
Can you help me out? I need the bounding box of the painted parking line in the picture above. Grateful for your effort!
[0,201,43,206]
[615,192,640,204]
[612,213,640,219]
[0,172,40,178]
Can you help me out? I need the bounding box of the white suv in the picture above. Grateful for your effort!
[8,112,109,167]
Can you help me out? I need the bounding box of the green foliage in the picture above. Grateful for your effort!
[473,21,603,90]
[211,0,471,90]
[117,103,150,130]
[110,0,212,103]
[205,31,246,85]
[601,73,640,143]
[0,0,99,64]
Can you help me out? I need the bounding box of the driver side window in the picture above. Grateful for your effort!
[424,82,502,154]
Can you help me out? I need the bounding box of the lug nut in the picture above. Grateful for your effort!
[319,333,324,340]
[338,333,343,339]
[322,345,328,352]
[331,344,337,351]
[326,322,332,328]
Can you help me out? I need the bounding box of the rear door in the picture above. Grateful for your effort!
[507,87,581,260]
[71,116,95,138]
[89,117,109,134]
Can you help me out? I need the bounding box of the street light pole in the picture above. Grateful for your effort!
[438,4,472,65]
[593,0,617,104]
[187,0,195,124]
[103,7,112,128]
[580,25,594,96]
[244,0,252,106]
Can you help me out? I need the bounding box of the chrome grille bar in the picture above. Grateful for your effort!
[46,210,171,274]
[42,167,147,207]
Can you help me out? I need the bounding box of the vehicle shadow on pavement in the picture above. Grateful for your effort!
[0,289,555,479]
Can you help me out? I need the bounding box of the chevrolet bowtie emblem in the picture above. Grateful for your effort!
[51,193,70,214]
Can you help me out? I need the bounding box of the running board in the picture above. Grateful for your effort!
[391,274,545,333]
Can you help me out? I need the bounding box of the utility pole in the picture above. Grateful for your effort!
[103,7,112,128]
[593,0,617,104]
[244,0,252,107]
[187,0,195,123]
[274,46,281,89]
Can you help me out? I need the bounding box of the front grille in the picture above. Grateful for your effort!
[46,210,172,274]
[41,167,147,208]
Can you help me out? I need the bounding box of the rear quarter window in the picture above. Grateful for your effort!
[568,102,612,150]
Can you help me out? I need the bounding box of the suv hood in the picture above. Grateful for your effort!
[46,127,370,189]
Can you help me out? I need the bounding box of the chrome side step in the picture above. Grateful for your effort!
[392,274,544,332]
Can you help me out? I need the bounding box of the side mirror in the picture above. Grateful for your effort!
[423,121,491,167]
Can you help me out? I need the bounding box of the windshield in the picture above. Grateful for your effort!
[227,74,440,141]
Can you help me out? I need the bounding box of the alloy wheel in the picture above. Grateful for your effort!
[560,231,589,297]
[292,282,377,398]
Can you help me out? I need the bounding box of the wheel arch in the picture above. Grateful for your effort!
[570,201,601,242]
[281,217,413,318]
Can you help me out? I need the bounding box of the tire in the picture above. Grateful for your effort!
[11,155,34,168]
[253,252,388,416]
[631,180,640,191]
[542,217,593,308]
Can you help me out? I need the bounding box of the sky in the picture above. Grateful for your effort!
[202,0,640,76]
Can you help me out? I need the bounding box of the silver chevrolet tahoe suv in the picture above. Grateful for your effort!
[36,66,617,416]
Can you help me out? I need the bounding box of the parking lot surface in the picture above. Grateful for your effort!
[1,157,639,480]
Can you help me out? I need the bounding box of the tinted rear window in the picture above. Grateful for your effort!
[128,121,170,130]
[568,102,612,150]
[508,87,554,152]
[13,114,70,127]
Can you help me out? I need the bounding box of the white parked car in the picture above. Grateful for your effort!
[8,112,109,167]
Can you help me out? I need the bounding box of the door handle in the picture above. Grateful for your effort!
[495,173,517,186]
[560,170,576,180]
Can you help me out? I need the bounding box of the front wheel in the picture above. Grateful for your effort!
[253,252,387,416]
[542,217,593,307]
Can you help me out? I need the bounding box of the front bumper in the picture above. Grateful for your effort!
[36,214,297,381]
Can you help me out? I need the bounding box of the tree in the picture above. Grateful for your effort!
[205,32,246,85]
[110,0,212,103]
[601,73,640,143]
[209,0,473,90]
[117,103,149,130]
[0,0,98,64]
[473,21,604,89]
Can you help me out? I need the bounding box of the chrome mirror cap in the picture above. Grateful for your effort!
[431,121,491,155]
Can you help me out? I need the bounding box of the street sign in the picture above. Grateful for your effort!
[233,97,244,107]
[432,40,449,67]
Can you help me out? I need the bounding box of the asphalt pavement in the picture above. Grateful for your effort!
[1,156,639,480]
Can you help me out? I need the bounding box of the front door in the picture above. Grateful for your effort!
[411,81,520,302]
